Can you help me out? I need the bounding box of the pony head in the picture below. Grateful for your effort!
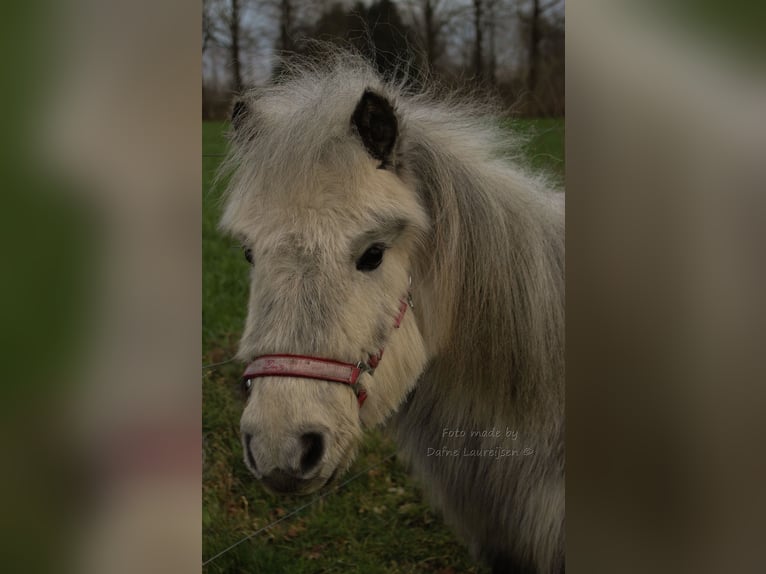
[220,64,429,494]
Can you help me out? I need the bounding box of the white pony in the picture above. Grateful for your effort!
[220,53,564,573]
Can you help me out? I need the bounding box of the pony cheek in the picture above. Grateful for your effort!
[358,320,428,428]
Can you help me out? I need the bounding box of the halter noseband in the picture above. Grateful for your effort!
[242,286,414,408]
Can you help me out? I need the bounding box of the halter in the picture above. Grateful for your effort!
[242,283,414,408]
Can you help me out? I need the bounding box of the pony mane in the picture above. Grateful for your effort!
[401,104,565,423]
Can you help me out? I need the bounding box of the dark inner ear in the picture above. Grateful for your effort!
[351,90,398,167]
[231,100,248,131]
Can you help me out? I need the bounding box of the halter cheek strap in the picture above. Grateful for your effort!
[242,292,413,408]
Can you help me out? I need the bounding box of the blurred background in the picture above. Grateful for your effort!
[2,0,765,573]
[202,0,564,118]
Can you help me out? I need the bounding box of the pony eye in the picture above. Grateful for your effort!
[243,247,254,265]
[356,244,385,271]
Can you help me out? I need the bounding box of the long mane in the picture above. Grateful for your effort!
[401,92,565,425]
[388,59,565,570]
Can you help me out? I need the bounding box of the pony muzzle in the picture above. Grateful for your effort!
[241,425,332,494]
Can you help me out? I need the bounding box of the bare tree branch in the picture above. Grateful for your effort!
[402,0,468,70]
[540,0,562,15]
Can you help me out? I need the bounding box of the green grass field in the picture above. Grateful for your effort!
[202,118,564,573]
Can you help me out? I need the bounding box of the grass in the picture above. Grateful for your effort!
[507,117,566,187]
[202,117,564,573]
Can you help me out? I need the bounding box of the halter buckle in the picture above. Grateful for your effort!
[356,360,377,375]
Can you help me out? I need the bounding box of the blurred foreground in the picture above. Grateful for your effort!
[0,1,764,573]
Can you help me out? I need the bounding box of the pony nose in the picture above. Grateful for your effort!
[242,430,327,484]
[259,433,325,493]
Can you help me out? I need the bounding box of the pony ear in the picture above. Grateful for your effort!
[351,90,398,167]
[231,99,249,131]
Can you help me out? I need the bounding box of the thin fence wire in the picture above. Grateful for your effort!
[202,357,236,370]
[202,452,397,567]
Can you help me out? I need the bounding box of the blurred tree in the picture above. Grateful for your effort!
[257,0,320,53]
[518,0,563,99]
[365,0,418,77]
[470,0,513,84]
[534,7,564,115]
[202,0,216,55]
[202,0,255,117]
[202,0,261,93]
[278,0,294,51]
[403,0,464,72]
[312,2,357,40]
[307,0,420,81]
[483,0,504,86]
[202,0,565,119]
[230,0,243,91]
[472,0,484,80]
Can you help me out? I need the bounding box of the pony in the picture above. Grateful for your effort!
[219,52,565,573]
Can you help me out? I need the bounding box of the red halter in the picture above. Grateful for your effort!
[242,292,413,408]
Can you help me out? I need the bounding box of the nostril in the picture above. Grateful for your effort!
[299,432,324,474]
[243,433,258,472]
